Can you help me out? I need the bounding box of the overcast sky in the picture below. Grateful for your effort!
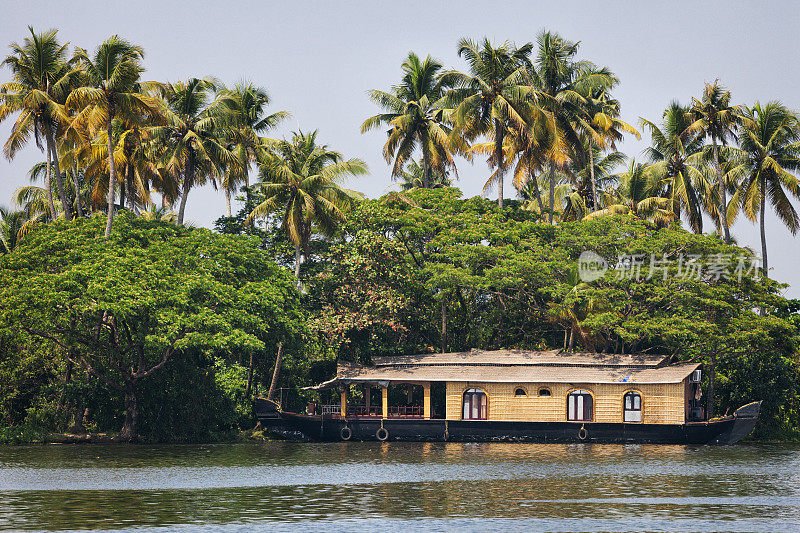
[2,1,798,297]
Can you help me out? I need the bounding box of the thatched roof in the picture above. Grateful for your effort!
[305,350,697,390]
[372,349,668,368]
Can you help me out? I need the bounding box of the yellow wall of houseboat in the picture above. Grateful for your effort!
[445,381,687,424]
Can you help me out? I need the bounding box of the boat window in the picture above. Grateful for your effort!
[567,390,593,421]
[538,388,551,397]
[462,388,487,420]
[623,391,642,423]
[514,387,527,397]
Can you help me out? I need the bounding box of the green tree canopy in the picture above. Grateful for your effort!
[0,213,306,440]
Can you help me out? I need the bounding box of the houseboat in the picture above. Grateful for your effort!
[255,349,761,444]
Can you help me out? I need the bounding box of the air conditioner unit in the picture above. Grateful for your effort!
[690,369,702,383]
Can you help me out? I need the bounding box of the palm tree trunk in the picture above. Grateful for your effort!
[119,167,127,210]
[758,176,769,316]
[589,144,599,212]
[177,185,190,224]
[73,161,83,217]
[494,119,504,208]
[47,127,71,219]
[127,163,135,211]
[759,174,768,317]
[294,243,301,278]
[44,131,57,220]
[712,135,731,243]
[267,342,284,401]
[177,152,194,225]
[760,174,768,277]
[422,150,431,189]
[225,187,232,217]
[104,121,117,239]
[527,166,545,215]
[548,159,556,224]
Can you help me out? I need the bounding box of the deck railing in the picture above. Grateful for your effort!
[320,404,341,415]
[388,405,423,418]
[346,405,383,417]
[318,404,424,418]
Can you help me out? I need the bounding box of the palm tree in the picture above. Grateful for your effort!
[246,130,367,278]
[505,107,562,216]
[6,168,51,241]
[518,149,624,221]
[76,117,168,213]
[362,52,456,190]
[586,159,675,226]
[571,146,627,213]
[575,89,639,211]
[216,82,288,216]
[548,266,604,351]
[684,81,746,243]
[67,36,162,238]
[138,204,178,223]
[526,168,588,221]
[640,102,710,233]
[57,132,87,217]
[731,102,800,280]
[442,38,535,207]
[153,77,239,224]
[399,159,452,190]
[1,27,77,219]
[531,31,617,222]
[0,206,27,254]
[21,160,70,219]
[119,120,167,211]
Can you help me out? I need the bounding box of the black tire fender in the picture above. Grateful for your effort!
[376,427,389,441]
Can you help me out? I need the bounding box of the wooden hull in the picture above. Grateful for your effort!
[256,400,761,445]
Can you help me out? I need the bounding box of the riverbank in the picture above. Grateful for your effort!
[0,426,281,445]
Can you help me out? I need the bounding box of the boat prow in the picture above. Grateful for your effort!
[708,401,762,445]
[253,398,282,425]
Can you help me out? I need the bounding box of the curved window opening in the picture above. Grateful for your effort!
[623,391,642,423]
[514,387,527,397]
[538,388,551,397]
[567,390,593,421]
[462,388,487,420]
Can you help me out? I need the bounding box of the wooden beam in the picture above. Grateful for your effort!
[423,382,431,419]
[340,389,347,418]
[382,386,388,419]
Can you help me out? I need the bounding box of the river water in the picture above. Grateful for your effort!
[1,441,798,532]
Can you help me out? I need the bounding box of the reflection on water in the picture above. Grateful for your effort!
[1,442,799,531]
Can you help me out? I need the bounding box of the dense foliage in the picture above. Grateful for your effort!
[0,214,306,441]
